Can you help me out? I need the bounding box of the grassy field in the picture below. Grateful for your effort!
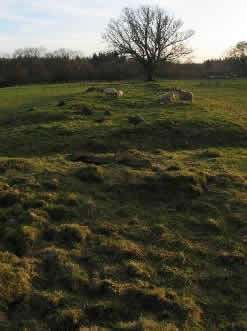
[0,79,247,330]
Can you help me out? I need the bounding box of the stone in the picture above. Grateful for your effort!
[57,100,65,107]
[118,158,152,169]
[81,106,94,115]
[71,154,114,165]
[8,219,17,226]
[104,110,112,116]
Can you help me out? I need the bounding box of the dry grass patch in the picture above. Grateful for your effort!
[0,252,31,310]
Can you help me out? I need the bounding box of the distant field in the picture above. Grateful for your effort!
[0,79,247,330]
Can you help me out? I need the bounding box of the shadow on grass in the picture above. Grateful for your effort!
[0,116,247,158]
[107,118,247,152]
[95,95,195,113]
[2,110,69,127]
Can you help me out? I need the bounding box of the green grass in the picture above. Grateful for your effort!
[0,79,247,330]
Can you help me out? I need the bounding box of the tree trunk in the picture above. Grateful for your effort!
[147,70,153,81]
[145,64,155,81]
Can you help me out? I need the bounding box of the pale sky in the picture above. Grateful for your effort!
[0,0,246,62]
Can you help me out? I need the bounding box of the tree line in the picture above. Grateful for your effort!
[0,48,140,86]
[0,47,246,87]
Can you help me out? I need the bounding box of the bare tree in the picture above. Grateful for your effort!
[52,48,84,59]
[103,5,194,81]
[13,47,47,59]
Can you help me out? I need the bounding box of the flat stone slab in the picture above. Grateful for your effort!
[71,153,152,169]
[118,158,152,169]
[71,154,115,165]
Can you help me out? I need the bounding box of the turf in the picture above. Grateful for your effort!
[0,79,247,330]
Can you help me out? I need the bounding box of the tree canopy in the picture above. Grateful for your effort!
[225,41,247,75]
[103,5,194,80]
[228,41,247,59]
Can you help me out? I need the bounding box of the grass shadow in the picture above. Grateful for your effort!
[2,116,246,158]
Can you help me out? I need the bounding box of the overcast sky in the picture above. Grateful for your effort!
[0,0,246,62]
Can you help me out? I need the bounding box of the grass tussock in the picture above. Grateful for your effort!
[0,252,31,310]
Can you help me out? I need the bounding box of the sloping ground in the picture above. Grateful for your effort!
[0,79,247,330]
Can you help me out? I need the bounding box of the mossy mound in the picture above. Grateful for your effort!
[56,224,90,246]
[130,169,208,199]
[97,239,144,261]
[76,165,104,182]
[41,247,88,290]
[0,158,38,174]
[157,169,208,196]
